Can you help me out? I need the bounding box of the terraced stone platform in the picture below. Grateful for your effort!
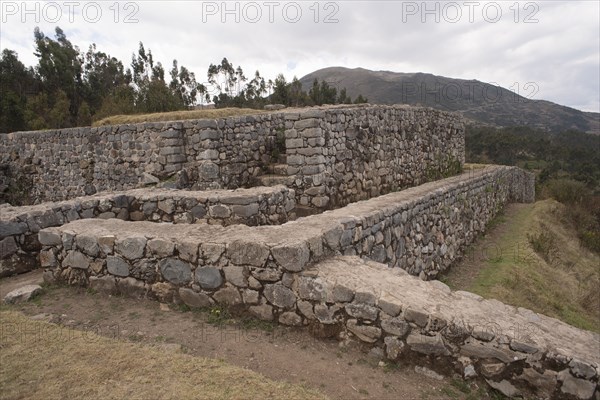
[0,185,294,277]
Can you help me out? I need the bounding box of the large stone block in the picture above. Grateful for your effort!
[271,241,310,272]
[159,258,192,285]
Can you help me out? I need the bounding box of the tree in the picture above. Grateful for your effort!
[81,44,128,113]
[170,59,203,107]
[0,49,37,132]
[33,27,83,121]
[271,74,289,105]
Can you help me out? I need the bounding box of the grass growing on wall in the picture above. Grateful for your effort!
[93,108,267,127]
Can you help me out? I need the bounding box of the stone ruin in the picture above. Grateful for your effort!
[0,105,597,399]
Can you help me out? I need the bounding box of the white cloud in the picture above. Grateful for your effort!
[1,0,598,111]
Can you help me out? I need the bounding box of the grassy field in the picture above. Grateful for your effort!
[442,199,600,333]
[0,310,327,400]
[93,108,267,127]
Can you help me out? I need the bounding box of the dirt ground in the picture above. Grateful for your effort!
[0,270,503,400]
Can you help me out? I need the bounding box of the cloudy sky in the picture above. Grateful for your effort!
[1,0,599,111]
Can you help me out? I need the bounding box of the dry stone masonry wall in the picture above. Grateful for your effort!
[285,105,464,208]
[0,105,463,209]
[33,166,599,399]
[0,186,294,277]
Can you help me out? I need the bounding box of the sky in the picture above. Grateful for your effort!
[1,0,599,112]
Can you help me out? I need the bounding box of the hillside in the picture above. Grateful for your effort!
[300,67,599,134]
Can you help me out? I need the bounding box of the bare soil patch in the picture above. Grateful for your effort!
[1,273,504,400]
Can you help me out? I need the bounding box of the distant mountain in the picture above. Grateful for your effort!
[299,67,599,134]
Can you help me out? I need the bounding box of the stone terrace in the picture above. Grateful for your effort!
[33,165,599,398]
[0,185,294,277]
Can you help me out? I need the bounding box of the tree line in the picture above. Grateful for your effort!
[0,27,367,133]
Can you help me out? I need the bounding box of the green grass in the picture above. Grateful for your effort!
[452,200,600,333]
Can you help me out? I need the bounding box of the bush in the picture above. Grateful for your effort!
[543,179,588,205]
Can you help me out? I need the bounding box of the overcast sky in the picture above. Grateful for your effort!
[1,0,599,111]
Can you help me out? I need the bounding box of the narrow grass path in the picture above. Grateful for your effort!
[442,199,600,333]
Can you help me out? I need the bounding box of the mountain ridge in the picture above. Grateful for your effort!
[299,67,599,134]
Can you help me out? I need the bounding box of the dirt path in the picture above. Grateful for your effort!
[0,272,501,400]
[440,203,530,290]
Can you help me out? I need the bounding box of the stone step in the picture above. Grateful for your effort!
[257,174,293,187]
[271,164,288,175]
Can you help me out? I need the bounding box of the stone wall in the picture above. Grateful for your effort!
[0,105,464,208]
[301,256,599,400]
[0,186,294,277]
[35,167,598,399]
[285,105,464,208]
[0,117,287,204]
[36,165,533,294]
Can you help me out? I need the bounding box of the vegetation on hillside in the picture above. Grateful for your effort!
[442,200,600,333]
[0,27,367,133]
[466,125,600,254]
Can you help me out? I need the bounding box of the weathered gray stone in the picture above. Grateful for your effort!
[460,342,525,364]
[3,285,42,304]
[115,236,146,260]
[117,277,146,298]
[147,238,175,257]
[39,248,57,267]
[381,317,410,338]
[384,336,405,360]
[38,230,62,246]
[209,205,230,218]
[223,266,248,288]
[279,312,303,326]
[249,304,273,321]
[263,284,296,309]
[63,250,90,270]
[331,284,354,303]
[569,358,597,379]
[509,339,538,354]
[227,240,269,267]
[517,368,556,398]
[0,221,28,236]
[212,285,241,305]
[271,241,310,272]
[378,297,401,317]
[251,268,282,282]
[558,369,596,399]
[480,362,506,378]
[76,235,99,257]
[98,235,115,255]
[345,303,379,321]
[403,307,429,327]
[406,332,450,356]
[159,258,192,285]
[0,237,18,259]
[195,266,223,289]
[106,256,130,277]
[178,288,211,308]
[485,379,521,398]
[297,300,314,319]
[346,319,381,343]
[178,241,199,263]
[298,276,326,301]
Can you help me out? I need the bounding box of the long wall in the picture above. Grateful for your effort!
[0,186,295,277]
[0,105,464,208]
